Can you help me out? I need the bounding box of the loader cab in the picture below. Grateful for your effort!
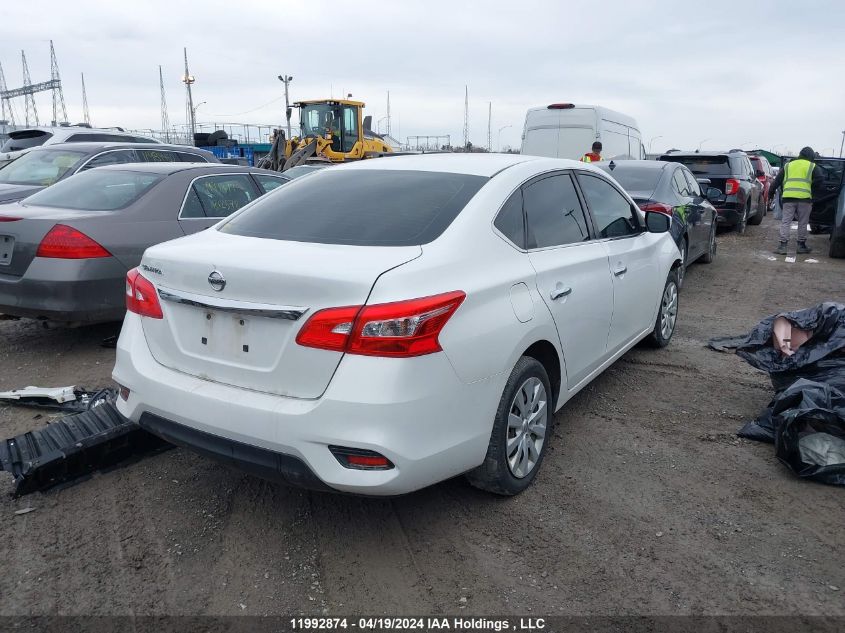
[298,100,363,154]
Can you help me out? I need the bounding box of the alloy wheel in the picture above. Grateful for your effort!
[506,377,547,478]
[660,282,678,340]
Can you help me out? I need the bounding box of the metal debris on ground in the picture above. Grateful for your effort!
[0,402,172,496]
[0,386,117,412]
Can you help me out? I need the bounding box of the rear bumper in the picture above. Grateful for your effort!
[113,313,505,495]
[0,257,126,322]
[714,204,742,225]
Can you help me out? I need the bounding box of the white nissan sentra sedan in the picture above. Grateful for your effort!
[113,154,681,496]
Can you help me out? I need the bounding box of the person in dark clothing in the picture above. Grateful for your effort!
[769,146,824,254]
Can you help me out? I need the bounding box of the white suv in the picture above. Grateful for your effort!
[0,126,161,168]
[113,154,681,496]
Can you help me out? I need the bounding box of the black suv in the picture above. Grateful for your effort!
[659,150,764,232]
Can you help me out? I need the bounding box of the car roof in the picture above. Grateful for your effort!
[30,141,206,153]
[596,159,673,171]
[92,163,282,176]
[660,150,743,158]
[335,152,540,177]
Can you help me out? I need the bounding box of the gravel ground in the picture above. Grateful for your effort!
[0,214,842,617]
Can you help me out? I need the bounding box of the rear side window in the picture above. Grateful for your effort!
[175,151,209,163]
[220,169,487,246]
[22,169,163,211]
[682,169,701,197]
[672,169,691,196]
[78,150,137,172]
[136,149,178,162]
[661,155,732,177]
[253,174,290,193]
[183,174,261,219]
[577,173,640,238]
[0,130,53,152]
[494,189,525,248]
[523,173,590,248]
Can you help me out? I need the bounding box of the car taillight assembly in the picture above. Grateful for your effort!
[125,267,163,319]
[547,103,575,109]
[329,446,394,470]
[637,201,674,215]
[0,215,21,222]
[296,290,466,358]
[725,178,740,196]
[36,224,111,259]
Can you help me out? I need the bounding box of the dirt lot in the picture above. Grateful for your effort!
[0,214,842,618]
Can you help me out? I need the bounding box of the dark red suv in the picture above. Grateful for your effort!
[748,154,776,209]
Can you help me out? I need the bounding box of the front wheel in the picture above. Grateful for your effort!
[701,224,717,264]
[676,238,687,289]
[647,271,679,348]
[466,356,553,496]
[735,206,748,234]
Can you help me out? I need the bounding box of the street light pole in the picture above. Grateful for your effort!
[839,130,844,158]
[376,116,389,134]
[498,124,512,152]
[648,135,663,153]
[278,74,293,139]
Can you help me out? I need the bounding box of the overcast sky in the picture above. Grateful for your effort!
[2,0,843,155]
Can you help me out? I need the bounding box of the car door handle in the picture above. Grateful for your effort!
[613,265,628,277]
[550,286,572,300]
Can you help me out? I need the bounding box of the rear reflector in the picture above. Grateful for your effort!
[36,224,111,259]
[547,103,575,109]
[329,446,394,470]
[125,267,163,319]
[637,201,674,215]
[296,291,466,358]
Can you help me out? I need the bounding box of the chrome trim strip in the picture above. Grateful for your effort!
[157,286,308,321]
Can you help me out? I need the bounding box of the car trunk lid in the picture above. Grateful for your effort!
[139,230,422,399]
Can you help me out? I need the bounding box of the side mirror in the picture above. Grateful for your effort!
[706,187,722,202]
[645,210,671,233]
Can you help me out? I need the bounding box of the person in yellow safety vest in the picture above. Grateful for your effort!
[768,146,823,255]
[580,141,603,163]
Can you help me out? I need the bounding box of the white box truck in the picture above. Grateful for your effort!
[520,103,645,161]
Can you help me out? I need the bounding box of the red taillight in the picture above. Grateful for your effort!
[296,291,466,358]
[725,179,740,196]
[36,224,111,259]
[125,267,163,319]
[637,201,674,215]
[0,215,21,222]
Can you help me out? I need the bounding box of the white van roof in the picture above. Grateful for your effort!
[523,103,639,130]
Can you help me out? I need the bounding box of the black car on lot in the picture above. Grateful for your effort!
[597,160,717,288]
[0,142,218,204]
[805,156,845,234]
[659,150,764,233]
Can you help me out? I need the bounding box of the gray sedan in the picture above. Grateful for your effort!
[0,163,290,323]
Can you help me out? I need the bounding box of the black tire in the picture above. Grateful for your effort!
[701,224,717,264]
[466,356,553,496]
[747,201,764,225]
[735,205,748,234]
[646,271,679,348]
[676,237,688,290]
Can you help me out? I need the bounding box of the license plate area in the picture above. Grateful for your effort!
[0,235,13,266]
[199,310,255,357]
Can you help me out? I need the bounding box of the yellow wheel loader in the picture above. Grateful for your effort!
[257,99,394,172]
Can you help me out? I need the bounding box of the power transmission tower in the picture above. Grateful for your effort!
[21,51,38,126]
[487,101,492,152]
[49,40,68,126]
[386,90,391,137]
[81,73,90,126]
[159,66,170,142]
[182,48,196,140]
[462,85,469,149]
[0,62,15,125]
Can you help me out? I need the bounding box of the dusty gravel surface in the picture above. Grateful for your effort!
[0,215,843,618]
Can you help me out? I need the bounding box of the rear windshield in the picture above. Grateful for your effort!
[22,169,164,210]
[220,169,488,246]
[0,148,86,186]
[661,155,731,177]
[0,130,53,152]
[597,164,662,195]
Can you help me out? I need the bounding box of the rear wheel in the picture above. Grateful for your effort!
[647,271,679,348]
[701,224,717,263]
[466,356,553,496]
[747,200,764,225]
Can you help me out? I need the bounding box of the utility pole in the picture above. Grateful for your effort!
[462,85,469,149]
[0,62,14,126]
[487,102,492,152]
[386,90,391,137]
[840,130,845,158]
[278,74,293,139]
[182,47,196,141]
[49,40,68,126]
[159,66,170,142]
[81,73,90,126]
[21,51,37,126]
